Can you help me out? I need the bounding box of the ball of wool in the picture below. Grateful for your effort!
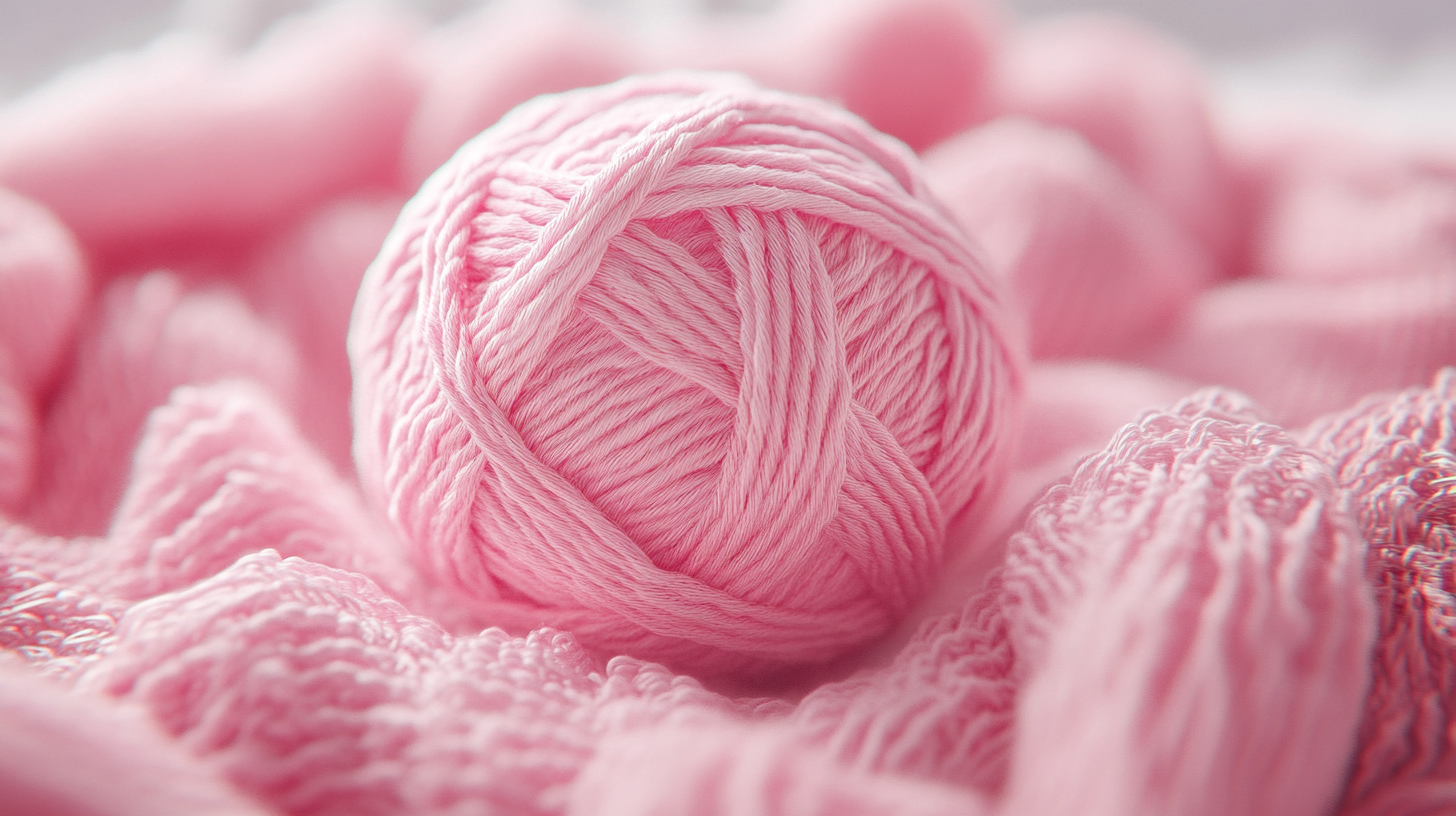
[351,73,1021,678]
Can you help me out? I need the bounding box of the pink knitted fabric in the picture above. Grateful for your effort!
[2,3,1455,815]
[76,550,759,816]
[351,72,1021,680]
[1301,371,1456,816]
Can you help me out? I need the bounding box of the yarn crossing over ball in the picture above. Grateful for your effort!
[351,72,1021,678]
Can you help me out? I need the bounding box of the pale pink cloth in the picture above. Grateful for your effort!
[0,2,1453,816]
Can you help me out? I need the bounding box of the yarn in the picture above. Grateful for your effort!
[1301,369,1456,815]
[76,549,757,816]
[0,4,421,261]
[923,118,1214,359]
[991,13,1236,267]
[999,389,1372,816]
[351,71,1021,679]
[4,3,1455,815]
[27,272,299,536]
[0,658,271,816]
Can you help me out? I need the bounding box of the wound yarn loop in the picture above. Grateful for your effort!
[351,72,1020,678]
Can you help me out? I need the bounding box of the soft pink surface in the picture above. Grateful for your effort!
[925,118,1214,359]
[0,4,421,264]
[0,1,1452,815]
[991,13,1236,268]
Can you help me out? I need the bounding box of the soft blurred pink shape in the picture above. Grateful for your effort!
[569,717,990,816]
[649,0,1001,152]
[991,13,1236,268]
[925,118,1215,359]
[0,189,87,392]
[26,272,299,536]
[0,189,87,514]
[0,4,422,262]
[402,0,630,186]
[243,195,403,473]
[1144,270,1456,426]
[1241,131,1456,282]
[0,658,275,816]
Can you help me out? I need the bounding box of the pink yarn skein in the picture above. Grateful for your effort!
[351,73,1021,679]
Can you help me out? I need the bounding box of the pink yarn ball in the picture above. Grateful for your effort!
[351,73,1021,678]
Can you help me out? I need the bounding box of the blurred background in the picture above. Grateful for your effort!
[1,0,1453,138]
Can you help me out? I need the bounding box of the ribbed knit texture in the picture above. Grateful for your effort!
[1303,370,1456,816]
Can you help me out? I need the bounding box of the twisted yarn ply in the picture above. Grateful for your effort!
[351,72,1021,678]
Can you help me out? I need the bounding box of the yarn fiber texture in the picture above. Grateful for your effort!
[351,72,1021,679]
